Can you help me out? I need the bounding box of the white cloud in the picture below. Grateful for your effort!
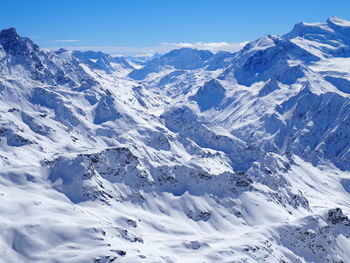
[45,41,247,56]
[53,40,80,43]
[161,41,248,53]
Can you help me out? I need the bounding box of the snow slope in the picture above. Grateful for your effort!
[1,18,350,262]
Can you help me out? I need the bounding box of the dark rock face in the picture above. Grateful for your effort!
[0,28,39,55]
[0,127,32,147]
[327,208,350,225]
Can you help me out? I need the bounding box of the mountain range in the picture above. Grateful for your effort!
[1,17,350,263]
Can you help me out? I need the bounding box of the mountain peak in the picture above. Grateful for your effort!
[129,47,214,79]
[0,27,39,55]
[283,17,350,54]
[285,17,350,40]
[0,27,20,44]
[242,34,279,53]
[164,47,213,60]
[327,16,350,28]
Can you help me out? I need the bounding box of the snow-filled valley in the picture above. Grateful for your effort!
[2,17,350,262]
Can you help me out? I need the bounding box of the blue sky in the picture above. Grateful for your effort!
[1,0,350,55]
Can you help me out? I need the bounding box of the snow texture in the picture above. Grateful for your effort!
[2,18,350,262]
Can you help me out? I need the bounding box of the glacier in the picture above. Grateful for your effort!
[1,17,350,262]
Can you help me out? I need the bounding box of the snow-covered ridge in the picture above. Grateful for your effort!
[1,18,350,262]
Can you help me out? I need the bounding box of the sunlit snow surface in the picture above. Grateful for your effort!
[1,18,350,262]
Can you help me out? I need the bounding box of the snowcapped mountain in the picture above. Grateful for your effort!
[2,18,350,263]
[72,50,134,74]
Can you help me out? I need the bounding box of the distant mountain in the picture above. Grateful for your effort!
[124,52,162,67]
[72,50,134,73]
[128,48,214,80]
[1,18,350,263]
